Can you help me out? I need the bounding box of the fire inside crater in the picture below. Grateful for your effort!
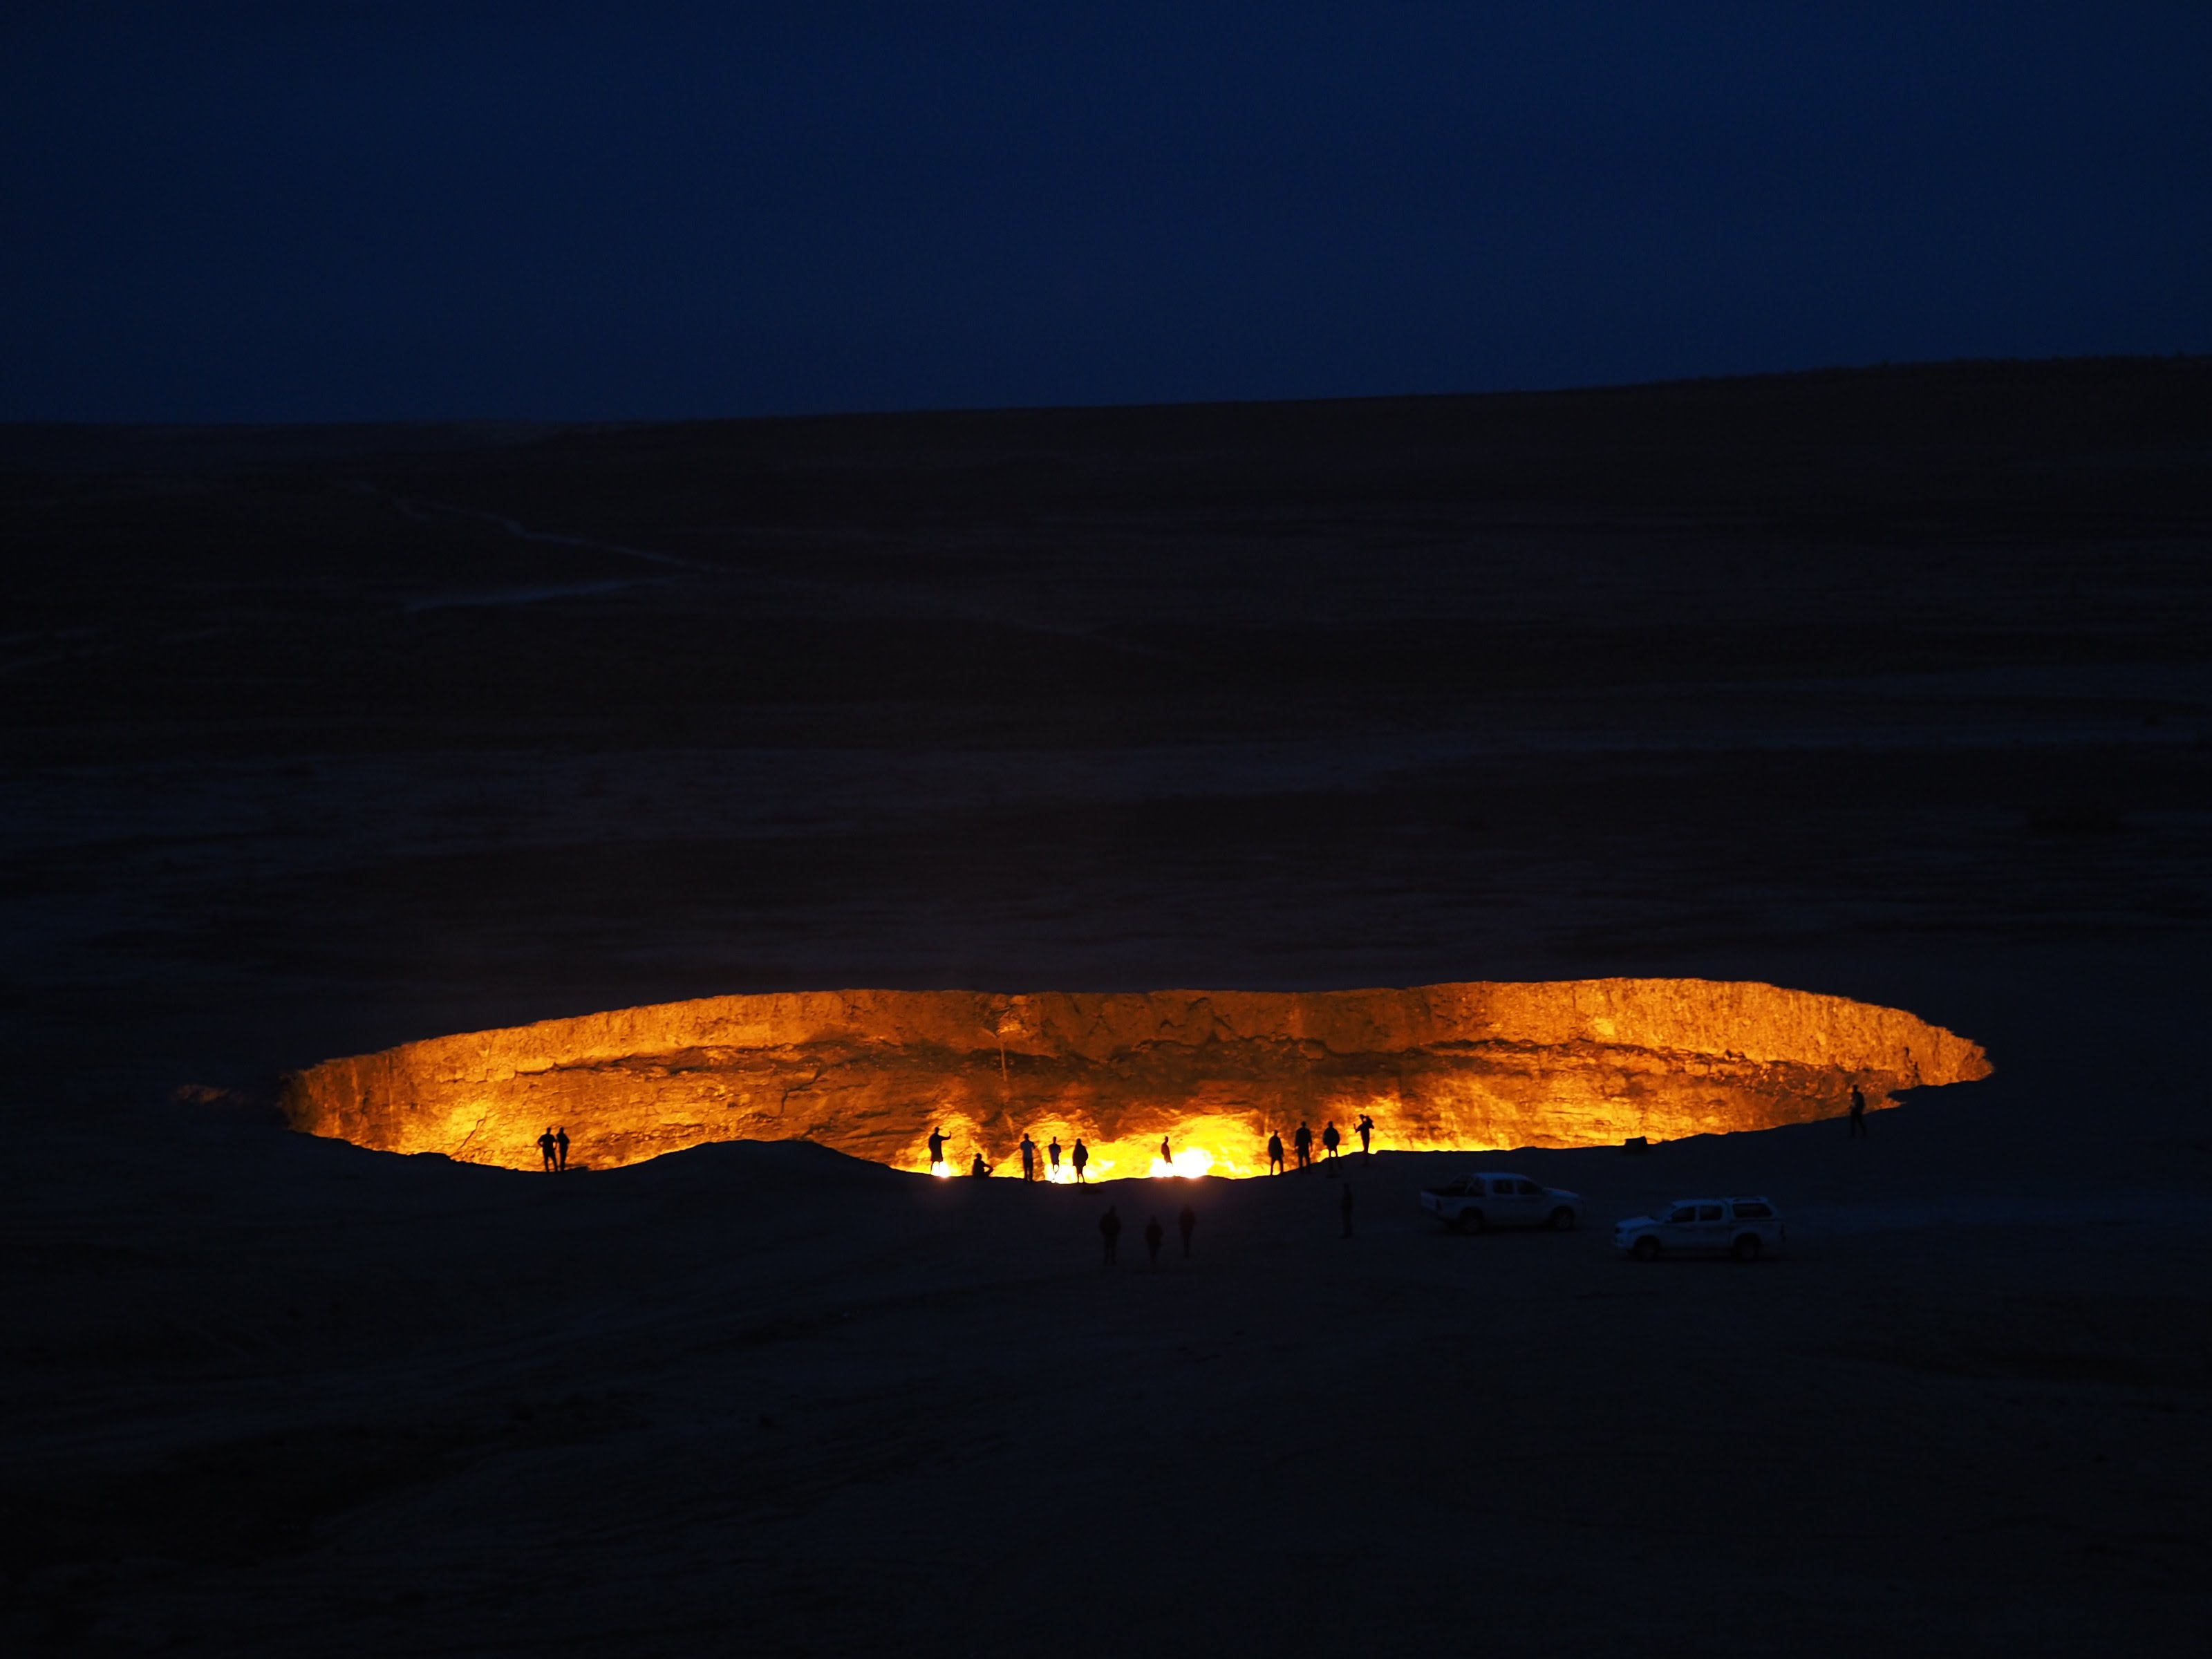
[281,980,1991,1177]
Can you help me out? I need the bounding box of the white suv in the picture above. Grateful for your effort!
[1420,1172,1584,1233]
[1613,1197,1785,1262]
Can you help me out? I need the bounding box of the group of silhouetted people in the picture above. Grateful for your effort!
[932,1114,1385,1182]
[915,1117,1377,1269]
[932,1127,1094,1181]
[1097,1185,1351,1264]
[1098,1202,1199,1266]
[1265,1114,1374,1174]
[536,1126,570,1171]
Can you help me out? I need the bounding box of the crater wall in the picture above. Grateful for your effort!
[280,980,1991,1177]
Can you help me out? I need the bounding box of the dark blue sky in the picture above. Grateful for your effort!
[3,1,2208,422]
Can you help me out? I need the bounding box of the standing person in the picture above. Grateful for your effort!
[1848,1085,1869,1138]
[1144,1216,1163,1265]
[1322,1121,1341,1161]
[1267,1132,1285,1175]
[1072,1138,1090,1183]
[1020,1133,1038,1183]
[1294,1122,1313,1170]
[1356,1114,1375,1156]
[1099,1204,1121,1265]
[1178,1203,1196,1257]
[1159,1135,1172,1170]
[1048,1136,1063,1180]
[1340,1181,1355,1239]
[537,1127,558,1172]
[927,1127,948,1172]
[554,1127,570,1172]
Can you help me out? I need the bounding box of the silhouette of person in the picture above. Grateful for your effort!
[1159,1135,1172,1168]
[1144,1216,1163,1264]
[537,1127,557,1172]
[1020,1133,1038,1183]
[927,1127,948,1170]
[1295,1122,1313,1170]
[1267,1132,1284,1175]
[1322,1121,1341,1159]
[1099,1204,1121,1265]
[1072,1138,1089,1183]
[1356,1114,1374,1155]
[971,1152,989,1178]
[1849,1085,1869,1138]
[1341,1181,1355,1239]
[554,1126,570,1172]
[1178,1203,1196,1257]
[1048,1136,1062,1177]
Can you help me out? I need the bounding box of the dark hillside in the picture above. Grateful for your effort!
[0,357,2206,1105]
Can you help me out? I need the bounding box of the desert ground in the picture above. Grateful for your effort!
[2,359,2209,1652]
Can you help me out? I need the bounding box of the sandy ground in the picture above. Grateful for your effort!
[5,941,2210,1655]
[3,364,2209,1651]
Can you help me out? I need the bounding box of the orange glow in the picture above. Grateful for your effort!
[1149,1145,1219,1179]
[280,980,1991,1176]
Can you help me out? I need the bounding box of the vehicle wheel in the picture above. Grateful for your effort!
[1548,1207,1577,1232]
[1459,1208,1485,1235]
[1631,1235,1661,1262]
[1732,1235,1763,1262]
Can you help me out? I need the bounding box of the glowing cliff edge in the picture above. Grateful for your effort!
[280,980,1991,1178]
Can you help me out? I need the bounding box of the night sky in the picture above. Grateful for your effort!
[4,1,2207,422]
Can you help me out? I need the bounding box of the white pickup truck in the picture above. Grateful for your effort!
[1613,1197,1786,1262]
[1420,1172,1584,1233]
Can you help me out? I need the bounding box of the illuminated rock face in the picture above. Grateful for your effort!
[281,980,1991,1178]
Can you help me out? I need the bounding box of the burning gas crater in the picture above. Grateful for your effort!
[281,980,1989,1177]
